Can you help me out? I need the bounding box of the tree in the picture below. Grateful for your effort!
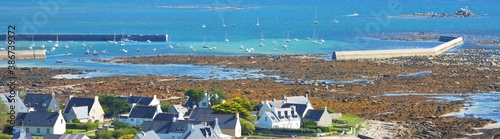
[160,101,173,112]
[209,87,227,105]
[0,103,8,133]
[233,96,256,111]
[240,119,255,135]
[99,95,131,118]
[118,134,135,139]
[211,102,250,120]
[184,88,205,105]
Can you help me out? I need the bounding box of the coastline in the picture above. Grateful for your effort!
[441,107,466,117]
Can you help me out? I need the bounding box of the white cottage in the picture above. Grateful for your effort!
[14,110,66,136]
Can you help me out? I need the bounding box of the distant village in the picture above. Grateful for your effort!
[1,89,357,139]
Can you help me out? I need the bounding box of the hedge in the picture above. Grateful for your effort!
[255,126,320,133]
[66,123,86,129]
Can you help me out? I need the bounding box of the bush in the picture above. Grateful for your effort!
[0,134,12,139]
[112,121,132,130]
[255,126,320,133]
[72,119,81,123]
[85,123,99,131]
[66,123,86,129]
[318,126,330,132]
[332,119,346,124]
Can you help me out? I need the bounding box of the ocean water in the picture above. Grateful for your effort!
[1,0,500,78]
[441,93,500,126]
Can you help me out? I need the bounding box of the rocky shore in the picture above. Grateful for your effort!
[3,49,500,138]
[396,7,478,18]
[376,32,500,47]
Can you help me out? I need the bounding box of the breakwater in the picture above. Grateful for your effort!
[0,50,46,60]
[332,36,463,60]
[1,34,169,42]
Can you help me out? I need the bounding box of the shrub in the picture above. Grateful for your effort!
[85,123,99,131]
[112,121,132,130]
[318,126,330,132]
[66,123,86,129]
[255,126,320,133]
[0,134,12,139]
[72,119,81,123]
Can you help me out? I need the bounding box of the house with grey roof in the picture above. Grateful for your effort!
[133,130,161,139]
[179,123,225,139]
[153,113,182,122]
[257,105,301,129]
[1,91,28,113]
[193,114,241,137]
[120,103,162,126]
[118,94,160,106]
[257,94,313,117]
[14,110,66,136]
[63,95,104,123]
[12,128,34,139]
[141,120,189,139]
[43,134,90,139]
[302,107,332,127]
[23,93,59,112]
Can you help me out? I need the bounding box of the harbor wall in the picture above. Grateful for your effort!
[1,34,169,42]
[332,36,463,60]
[0,50,46,60]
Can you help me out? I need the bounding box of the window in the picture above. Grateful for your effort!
[131,119,134,121]
[37,128,40,133]
[265,117,267,121]
[46,128,50,133]
[26,128,29,133]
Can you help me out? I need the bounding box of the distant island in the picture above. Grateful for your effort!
[396,7,478,18]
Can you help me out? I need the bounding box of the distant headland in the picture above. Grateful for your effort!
[396,7,478,18]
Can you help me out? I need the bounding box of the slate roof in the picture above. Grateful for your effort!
[195,114,238,129]
[281,103,308,117]
[183,124,221,139]
[284,96,309,104]
[15,111,60,127]
[64,98,94,114]
[71,106,89,119]
[303,110,326,121]
[43,134,89,139]
[153,113,178,122]
[23,94,55,111]
[183,98,197,109]
[264,111,280,122]
[134,130,161,139]
[129,105,158,119]
[189,108,213,120]
[1,93,28,113]
[172,104,189,114]
[141,120,189,134]
[119,96,154,106]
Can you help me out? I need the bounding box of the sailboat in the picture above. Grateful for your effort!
[85,49,90,54]
[40,43,45,48]
[202,36,209,48]
[146,40,152,43]
[282,33,288,49]
[64,44,69,48]
[92,50,99,55]
[54,34,59,47]
[256,17,260,26]
[225,31,229,42]
[333,15,339,23]
[112,33,118,44]
[202,24,206,28]
[211,36,217,49]
[259,31,265,47]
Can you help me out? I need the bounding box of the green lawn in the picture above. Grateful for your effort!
[330,114,365,133]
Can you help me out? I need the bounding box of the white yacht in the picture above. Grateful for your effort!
[146,40,152,43]
[256,17,260,26]
[225,31,229,42]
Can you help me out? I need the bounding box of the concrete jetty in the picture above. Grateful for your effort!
[332,36,464,60]
[0,50,46,60]
[1,33,169,42]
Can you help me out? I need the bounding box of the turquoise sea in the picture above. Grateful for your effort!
[0,0,499,77]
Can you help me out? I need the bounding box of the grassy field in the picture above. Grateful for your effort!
[330,114,365,133]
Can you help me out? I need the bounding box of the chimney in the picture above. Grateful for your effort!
[58,110,62,115]
[304,93,308,98]
[129,93,132,97]
[153,95,156,99]
[132,103,137,108]
[94,96,99,101]
[52,92,55,97]
[272,98,276,102]
[235,112,239,120]
[192,105,197,110]
[69,95,73,100]
[157,104,162,113]
[172,116,177,122]
[282,95,286,100]
[324,106,328,113]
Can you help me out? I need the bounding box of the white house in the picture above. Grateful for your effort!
[14,110,66,136]
[63,95,105,123]
[258,94,313,117]
[120,103,162,126]
[257,105,301,129]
